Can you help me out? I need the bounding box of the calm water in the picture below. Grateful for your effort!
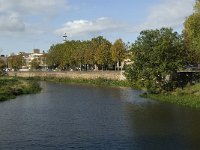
[0,82,200,150]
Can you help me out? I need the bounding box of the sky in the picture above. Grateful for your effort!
[0,0,196,55]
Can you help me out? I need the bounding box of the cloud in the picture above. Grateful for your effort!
[132,0,195,32]
[54,17,126,37]
[0,0,68,16]
[0,0,68,34]
[55,0,195,38]
[0,12,25,33]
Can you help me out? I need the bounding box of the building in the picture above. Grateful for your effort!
[17,49,47,70]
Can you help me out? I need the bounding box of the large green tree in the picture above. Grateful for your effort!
[47,44,65,69]
[8,54,23,70]
[93,36,112,70]
[184,0,200,64]
[125,28,186,92]
[111,39,126,70]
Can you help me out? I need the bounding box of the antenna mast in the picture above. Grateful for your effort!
[63,33,67,42]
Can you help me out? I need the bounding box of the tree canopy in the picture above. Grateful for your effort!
[111,39,126,70]
[125,28,186,92]
[30,58,40,69]
[47,36,127,71]
[184,0,200,63]
[8,55,23,70]
[0,58,6,70]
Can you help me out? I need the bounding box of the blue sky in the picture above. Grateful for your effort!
[0,0,195,55]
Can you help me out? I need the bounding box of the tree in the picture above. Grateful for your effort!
[0,58,6,70]
[47,44,65,69]
[83,40,94,70]
[47,37,123,71]
[111,39,126,70]
[93,36,112,70]
[30,58,40,70]
[184,0,200,64]
[125,28,186,92]
[8,54,23,70]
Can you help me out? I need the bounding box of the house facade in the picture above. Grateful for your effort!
[21,49,48,70]
[22,49,47,69]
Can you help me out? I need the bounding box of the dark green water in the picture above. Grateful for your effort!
[0,82,200,150]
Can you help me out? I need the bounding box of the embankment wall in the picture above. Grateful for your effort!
[8,71,126,81]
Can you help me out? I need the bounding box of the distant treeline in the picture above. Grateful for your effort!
[47,36,128,71]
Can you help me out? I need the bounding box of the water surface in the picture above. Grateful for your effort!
[0,82,200,150]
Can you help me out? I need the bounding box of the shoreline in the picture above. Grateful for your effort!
[5,72,200,109]
[0,77,41,102]
[34,76,200,109]
[142,83,200,108]
[30,76,132,88]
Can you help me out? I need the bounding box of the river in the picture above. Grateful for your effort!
[0,82,200,150]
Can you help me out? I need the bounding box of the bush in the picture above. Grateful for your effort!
[0,77,41,101]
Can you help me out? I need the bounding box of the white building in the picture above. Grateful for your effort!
[22,49,47,70]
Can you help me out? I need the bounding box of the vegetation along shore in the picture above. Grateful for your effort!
[0,76,41,102]
[30,76,131,88]
[41,76,200,108]
[142,83,200,108]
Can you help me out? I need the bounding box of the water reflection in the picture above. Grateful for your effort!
[124,98,200,149]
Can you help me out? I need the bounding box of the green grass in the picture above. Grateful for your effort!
[34,76,132,88]
[0,77,41,102]
[144,83,200,108]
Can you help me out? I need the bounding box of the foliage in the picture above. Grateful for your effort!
[37,76,131,88]
[184,0,200,63]
[144,93,200,108]
[0,77,41,101]
[94,36,112,69]
[125,28,186,92]
[47,36,127,71]
[30,58,40,69]
[8,54,23,70]
[144,82,200,108]
[0,58,6,70]
[111,39,126,70]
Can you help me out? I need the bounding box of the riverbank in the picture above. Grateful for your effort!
[33,76,132,88]
[63,78,200,108]
[6,71,200,108]
[7,71,126,81]
[0,77,41,101]
[143,83,200,108]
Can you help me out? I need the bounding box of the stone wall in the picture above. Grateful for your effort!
[8,71,126,81]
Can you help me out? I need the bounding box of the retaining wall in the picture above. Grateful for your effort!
[8,71,126,81]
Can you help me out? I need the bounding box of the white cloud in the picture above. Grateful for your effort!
[0,0,67,16]
[54,17,126,37]
[0,0,68,34]
[0,12,25,33]
[55,0,195,38]
[132,0,195,32]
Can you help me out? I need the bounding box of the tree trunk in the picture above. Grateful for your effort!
[94,64,98,71]
[117,61,119,71]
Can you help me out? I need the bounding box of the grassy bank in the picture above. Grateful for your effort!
[0,77,41,101]
[144,83,200,108]
[32,76,132,88]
